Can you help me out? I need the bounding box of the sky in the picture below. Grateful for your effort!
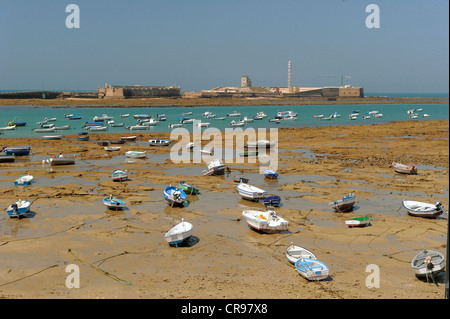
[0,0,448,93]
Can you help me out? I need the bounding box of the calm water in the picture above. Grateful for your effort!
[0,102,448,138]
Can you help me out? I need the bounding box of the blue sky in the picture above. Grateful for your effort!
[0,0,448,93]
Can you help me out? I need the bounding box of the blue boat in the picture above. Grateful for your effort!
[164,186,187,206]
[263,195,281,207]
[103,195,126,210]
[3,146,31,156]
[295,258,330,281]
[14,174,34,186]
[6,199,31,218]
[68,116,82,120]
[263,168,278,179]
[77,136,90,141]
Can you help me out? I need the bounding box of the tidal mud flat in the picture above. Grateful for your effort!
[0,120,448,299]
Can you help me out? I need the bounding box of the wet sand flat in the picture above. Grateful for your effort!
[0,120,448,299]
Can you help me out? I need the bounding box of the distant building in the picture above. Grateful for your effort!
[241,76,252,88]
[98,84,181,99]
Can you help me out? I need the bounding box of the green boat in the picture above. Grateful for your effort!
[345,216,370,227]
[178,181,200,195]
[239,151,259,157]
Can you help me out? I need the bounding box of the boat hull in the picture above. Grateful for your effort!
[286,243,316,265]
[411,250,445,278]
[165,220,193,247]
[295,258,329,281]
[3,147,31,156]
[103,197,126,210]
[402,200,445,218]
[178,182,199,195]
[49,157,75,166]
[6,200,31,217]
[237,183,267,201]
[242,209,288,234]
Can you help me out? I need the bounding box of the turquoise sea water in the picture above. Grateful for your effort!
[0,102,448,138]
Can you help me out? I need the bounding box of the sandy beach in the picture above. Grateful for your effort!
[0,120,448,299]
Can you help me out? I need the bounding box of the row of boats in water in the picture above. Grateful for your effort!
[2,136,447,282]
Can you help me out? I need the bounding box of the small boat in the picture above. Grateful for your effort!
[227,111,241,117]
[236,183,267,201]
[229,120,245,127]
[276,111,297,119]
[268,118,281,123]
[314,114,323,119]
[169,123,183,128]
[42,135,62,140]
[0,154,15,163]
[54,125,71,130]
[88,126,108,131]
[149,139,170,146]
[120,114,130,118]
[125,151,146,158]
[243,116,254,123]
[103,195,126,210]
[212,117,226,120]
[34,128,56,133]
[68,116,82,120]
[252,116,263,120]
[263,168,278,179]
[8,121,26,127]
[256,111,267,118]
[110,122,124,127]
[362,115,370,120]
[422,114,430,117]
[181,111,192,116]
[105,146,121,152]
[143,118,159,126]
[263,195,281,207]
[402,200,446,219]
[282,115,298,121]
[165,218,193,247]
[3,146,31,156]
[321,116,332,121]
[45,157,75,166]
[411,249,445,280]
[164,186,187,206]
[240,151,258,157]
[111,169,128,181]
[76,136,90,141]
[374,113,383,118]
[295,258,330,281]
[329,193,356,212]
[286,242,316,264]
[127,125,148,130]
[120,136,137,141]
[14,174,33,186]
[232,176,249,183]
[242,207,288,233]
[186,142,195,151]
[244,140,275,149]
[202,159,226,176]
[133,114,151,119]
[178,117,190,122]
[178,181,200,195]
[181,119,195,124]
[0,125,16,131]
[392,162,417,175]
[93,114,113,121]
[195,122,210,128]
[345,216,370,227]
[200,147,214,156]
[109,140,125,144]
[6,199,31,218]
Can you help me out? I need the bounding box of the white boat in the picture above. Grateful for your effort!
[181,111,192,116]
[202,159,226,176]
[227,111,241,117]
[236,183,267,201]
[54,125,71,130]
[295,258,330,281]
[402,200,446,219]
[181,119,195,124]
[374,113,383,118]
[87,126,108,131]
[200,147,214,155]
[169,123,183,128]
[165,218,193,247]
[186,142,195,151]
[34,128,56,133]
[120,114,130,118]
[45,117,57,122]
[422,114,430,117]
[142,118,159,126]
[133,114,151,119]
[105,146,121,152]
[110,122,124,127]
[0,125,16,130]
[283,115,298,121]
[127,125,149,130]
[195,122,210,127]
[14,174,34,186]
[229,120,245,127]
[93,114,113,121]
[321,116,332,121]
[244,139,275,149]
[345,216,370,227]
[6,199,31,218]
[41,135,62,140]
[125,151,146,158]
[276,111,297,119]
[111,169,128,181]
[103,195,126,210]
[256,111,267,118]
[242,207,288,233]
[411,249,445,279]
[243,116,253,123]
[286,242,316,264]
[314,114,323,119]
